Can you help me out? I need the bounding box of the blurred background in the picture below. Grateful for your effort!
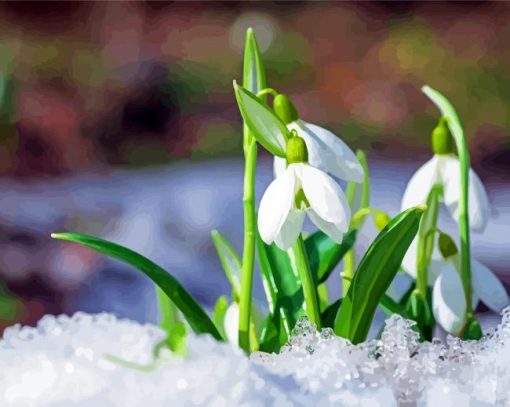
[1,1,510,334]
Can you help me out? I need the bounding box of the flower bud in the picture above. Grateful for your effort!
[274,94,299,125]
[438,232,458,259]
[431,117,454,155]
[374,211,390,231]
[286,136,308,164]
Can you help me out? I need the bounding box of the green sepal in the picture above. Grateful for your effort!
[286,136,308,164]
[273,93,299,124]
[438,232,459,259]
[431,116,454,155]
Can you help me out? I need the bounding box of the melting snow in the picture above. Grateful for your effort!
[2,310,510,406]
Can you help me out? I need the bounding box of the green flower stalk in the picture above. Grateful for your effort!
[342,150,370,295]
[418,86,488,337]
[239,28,266,353]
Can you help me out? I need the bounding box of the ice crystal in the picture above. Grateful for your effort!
[2,310,510,406]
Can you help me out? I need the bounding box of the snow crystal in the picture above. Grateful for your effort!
[2,310,510,406]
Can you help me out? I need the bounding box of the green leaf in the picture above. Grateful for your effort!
[51,232,222,340]
[321,298,342,328]
[156,287,187,355]
[233,82,288,157]
[213,295,229,340]
[258,312,280,353]
[243,28,266,98]
[257,233,304,342]
[210,230,242,300]
[305,229,357,284]
[334,206,425,344]
[380,294,409,318]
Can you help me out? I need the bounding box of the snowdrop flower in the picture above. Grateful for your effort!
[224,302,239,346]
[402,235,509,334]
[272,94,364,183]
[401,119,489,232]
[258,135,350,250]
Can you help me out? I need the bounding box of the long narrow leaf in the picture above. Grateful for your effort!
[243,28,266,99]
[51,232,222,340]
[211,230,242,300]
[256,233,304,342]
[305,229,357,284]
[334,206,424,343]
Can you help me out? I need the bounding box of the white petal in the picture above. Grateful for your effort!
[307,209,344,243]
[274,209,305,250]
[472,259,509,313]
[441,156,490,233]
[401,236,445,285]
[299,121,364,182]
[472,291,480,311]
[273,157,287,178]
[432,263,467,334]
[257,167,295,245]
[300,164,350,230]
[401,156,440,211]
[223,302,239,346]
[401,236,419,280]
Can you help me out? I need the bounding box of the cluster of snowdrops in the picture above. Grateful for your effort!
[52,29,509,356]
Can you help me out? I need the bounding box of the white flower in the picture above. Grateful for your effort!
[258,162,350,250]
[402,238,509,334]
[223,302,239,346]
[401,154,489,232]
[274,120,364,182]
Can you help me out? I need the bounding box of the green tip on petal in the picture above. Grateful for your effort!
[431,116,454,155]
[438,232,458,259]
[286,136,308,164]
[274,94,299,125]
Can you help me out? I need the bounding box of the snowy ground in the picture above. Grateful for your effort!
[2,310,510,406]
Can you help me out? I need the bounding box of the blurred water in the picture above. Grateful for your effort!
[0,156,508,328]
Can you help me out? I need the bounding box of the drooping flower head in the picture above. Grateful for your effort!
[272,94,364,183]
[401,233,509,334]
[258,133,351,250]
[401,118,489,232]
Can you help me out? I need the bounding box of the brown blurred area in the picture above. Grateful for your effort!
[0,1,509,176]
[1,1,510,330]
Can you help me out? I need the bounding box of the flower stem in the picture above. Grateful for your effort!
[453,121,474,316]
[256,88,278,98]
[342,150,370,295]
[342,250,356,296]
[238,28,266,353]
[288,235,322,328]
[416,183,441,298]
[239,137,257,352]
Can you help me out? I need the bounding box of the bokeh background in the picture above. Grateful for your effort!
[1,1,510,334]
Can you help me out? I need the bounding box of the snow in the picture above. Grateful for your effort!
[2,310,510,406]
